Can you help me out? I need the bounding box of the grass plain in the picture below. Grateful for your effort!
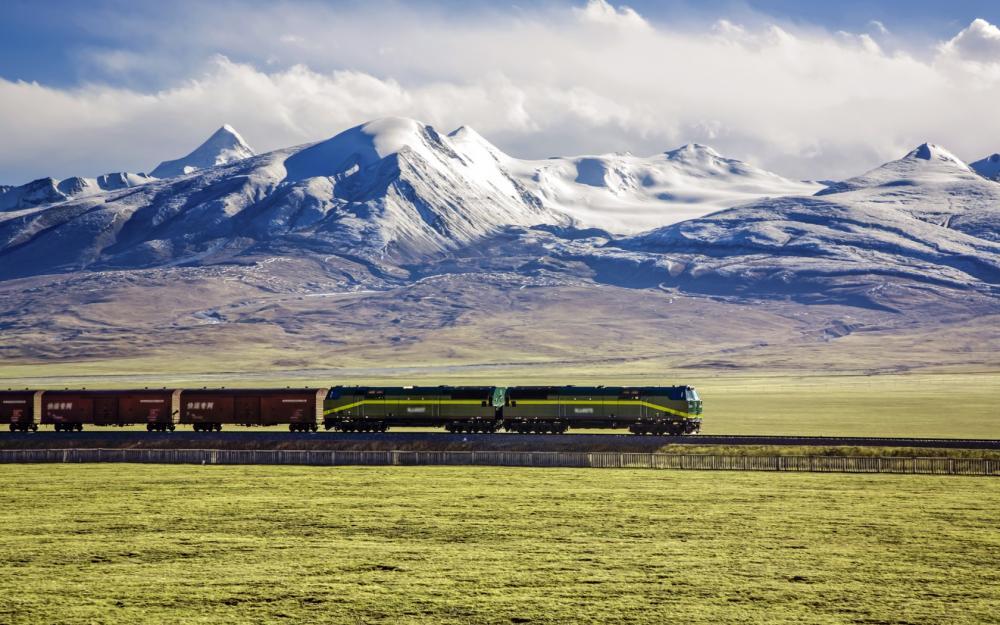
[0,464,997,625]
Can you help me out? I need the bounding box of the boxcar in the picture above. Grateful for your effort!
[179,388,325,432]
[1,390,39,432]
[324,386,503,433]
[502,385,702,434]
[40,390,178,432]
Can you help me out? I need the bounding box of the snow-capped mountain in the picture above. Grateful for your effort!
[0,124,256,212]
[0,118,559,278]
[971,153,1000,181]
[150,124,256,179]
[0,120,998,316]
[815,143,999,242]
[503,143,820,234]
[0,117,813,279]
[0,173,151,212]
[607,143,1000,308]
[445,125,818,233]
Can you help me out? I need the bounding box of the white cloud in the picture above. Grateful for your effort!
[574,0,649,30]
[869,20,890,36]
[940,18,1000,63]
[1,5,1000,184]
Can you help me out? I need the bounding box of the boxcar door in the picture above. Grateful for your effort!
[93,397,118,425]
[235,396,261,426]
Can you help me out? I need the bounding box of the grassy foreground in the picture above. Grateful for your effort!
[1,465,998,624]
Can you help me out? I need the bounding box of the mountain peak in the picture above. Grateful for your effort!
[282,117,464,181]
[906,143,967,167]
[971,153,1000,181]
[150,124,256,179]
[817,143,978,197]
[666,143,722,160]
[360,116,435,157]
[209,124,249,148]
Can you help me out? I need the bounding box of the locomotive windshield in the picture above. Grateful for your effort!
[685,388,700,401]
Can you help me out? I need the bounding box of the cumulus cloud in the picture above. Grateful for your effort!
[1,3,1000,184]
[940,18,1000,63]
[573,0,649,30]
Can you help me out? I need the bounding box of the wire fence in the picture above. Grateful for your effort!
[0,448,996,476]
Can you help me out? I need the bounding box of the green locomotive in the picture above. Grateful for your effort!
[324,385,702,435]
[323,386,505,433]
[503,386,702,435]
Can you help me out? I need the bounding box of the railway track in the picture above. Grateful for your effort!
[0,431,997,450]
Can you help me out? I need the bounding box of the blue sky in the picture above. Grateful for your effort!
[1,0,999,183]
[1,0,995,87]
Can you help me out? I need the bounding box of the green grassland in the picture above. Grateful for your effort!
[0,464,997,624]
[692,372,1000,437]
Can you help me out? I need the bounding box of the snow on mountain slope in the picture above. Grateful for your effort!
[971,153,1000,181]
[449,134,821,234]
[150,124,256,179]
[0,118,559,279]
[600,143,1000,308]
[2,120,996,316]
[0,173,152,212]
[0,126,254,213]
[814,143,1000,242]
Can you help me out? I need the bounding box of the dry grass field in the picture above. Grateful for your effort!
[0,464,997,625]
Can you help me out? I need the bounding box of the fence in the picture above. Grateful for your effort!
[0,448,996,476]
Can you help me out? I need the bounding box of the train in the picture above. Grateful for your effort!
[0,384,703,435]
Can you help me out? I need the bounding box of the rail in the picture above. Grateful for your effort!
[0,448,996,476]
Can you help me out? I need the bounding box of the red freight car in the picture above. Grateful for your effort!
[179,388,325,432]
[41,390,178,432]
[1,390,39,432]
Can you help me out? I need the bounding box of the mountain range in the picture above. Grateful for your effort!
[0,117,997,375]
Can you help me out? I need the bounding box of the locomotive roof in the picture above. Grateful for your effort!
[508,385,690,395]
[328,385,495,395]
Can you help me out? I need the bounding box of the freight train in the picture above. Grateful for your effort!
[0,384,702,435]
